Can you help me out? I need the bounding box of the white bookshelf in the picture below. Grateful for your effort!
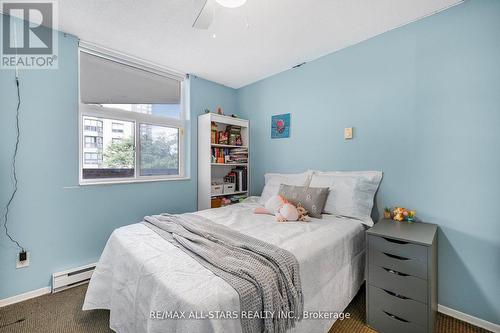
[198,113,249,210]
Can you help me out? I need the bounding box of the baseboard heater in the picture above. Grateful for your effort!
[52,262,97,293]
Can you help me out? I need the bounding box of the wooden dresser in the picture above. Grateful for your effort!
[366,219,438,333]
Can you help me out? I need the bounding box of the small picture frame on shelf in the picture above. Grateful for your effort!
[218,131,229,145]
[227,125,242,146]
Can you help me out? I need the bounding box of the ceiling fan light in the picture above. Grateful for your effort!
[215,0,247,9]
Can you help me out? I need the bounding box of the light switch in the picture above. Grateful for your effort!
[344,127,353,140]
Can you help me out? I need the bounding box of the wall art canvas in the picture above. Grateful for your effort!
[271,113,290,139]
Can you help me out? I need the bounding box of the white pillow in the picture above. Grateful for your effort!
[259,171,314,204]
[309,171,383,226]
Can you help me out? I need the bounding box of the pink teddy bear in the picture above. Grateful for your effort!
[254,195,309,222]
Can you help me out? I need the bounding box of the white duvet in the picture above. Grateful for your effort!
[83,198,366,333]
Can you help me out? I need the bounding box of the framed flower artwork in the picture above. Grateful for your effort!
[271,113,290,139]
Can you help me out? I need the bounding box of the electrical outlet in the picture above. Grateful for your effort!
[16,251,30,269]
[344,127,353,140]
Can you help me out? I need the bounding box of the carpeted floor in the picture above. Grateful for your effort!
[0,284,491,333]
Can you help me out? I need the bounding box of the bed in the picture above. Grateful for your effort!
[83,197,367,333]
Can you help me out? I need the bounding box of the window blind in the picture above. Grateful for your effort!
[80,51,182,104]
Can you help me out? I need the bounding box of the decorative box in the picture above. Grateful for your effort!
[211,198,222,208]
[211,184,223,195]
[223,183,235,194]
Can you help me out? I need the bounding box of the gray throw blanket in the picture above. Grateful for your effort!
[142,213,303,333]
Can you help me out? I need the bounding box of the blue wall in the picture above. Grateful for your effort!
[0,20,237,298]
[238,0,500,325]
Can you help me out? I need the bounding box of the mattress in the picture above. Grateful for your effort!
[83,197,366,333]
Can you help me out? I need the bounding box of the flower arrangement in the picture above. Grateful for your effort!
[385,206,416,222]
[393,207,416,222]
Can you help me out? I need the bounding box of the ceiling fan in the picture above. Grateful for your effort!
[193,0,247,29]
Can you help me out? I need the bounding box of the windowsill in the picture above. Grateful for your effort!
[78,176,191,186]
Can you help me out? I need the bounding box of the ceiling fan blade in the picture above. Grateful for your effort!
[193,0,215,29]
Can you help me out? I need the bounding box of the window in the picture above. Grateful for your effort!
[79,47,186,184]
[82,116,135,179]
[100,104,181,120]
[140,124,179,176]
[112,122,124,134]
[84,152,103,164]
[84,136,103,148]
[84,119,103,133]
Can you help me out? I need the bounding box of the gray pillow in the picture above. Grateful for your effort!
[278,184,330,218]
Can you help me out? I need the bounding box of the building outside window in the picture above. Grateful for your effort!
[82,116,133,171]
[84,136,103,148]
[84,152,103,164]
[84,119,103,133]
[112,122,124,133]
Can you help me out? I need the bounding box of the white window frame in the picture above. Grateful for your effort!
[78,46,188,185]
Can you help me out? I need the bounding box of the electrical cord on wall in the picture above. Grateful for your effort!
[2,73,25,253]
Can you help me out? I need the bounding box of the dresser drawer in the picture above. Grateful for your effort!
[370,247,427,280]
[369,264,428,304]
[369,235,427,262]
[369,307,426,333]
[368,285,428,327]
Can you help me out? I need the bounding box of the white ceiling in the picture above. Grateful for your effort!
[56,0,462,88]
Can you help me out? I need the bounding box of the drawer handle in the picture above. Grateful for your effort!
[383,252,409,261]
[383,311,410,323]
[382,288,410,300]
[383,267,409,276]
[382,237,409,245]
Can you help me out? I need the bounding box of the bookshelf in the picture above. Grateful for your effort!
[198,113,249,210]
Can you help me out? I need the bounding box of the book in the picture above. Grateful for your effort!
[231,167,247,192]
